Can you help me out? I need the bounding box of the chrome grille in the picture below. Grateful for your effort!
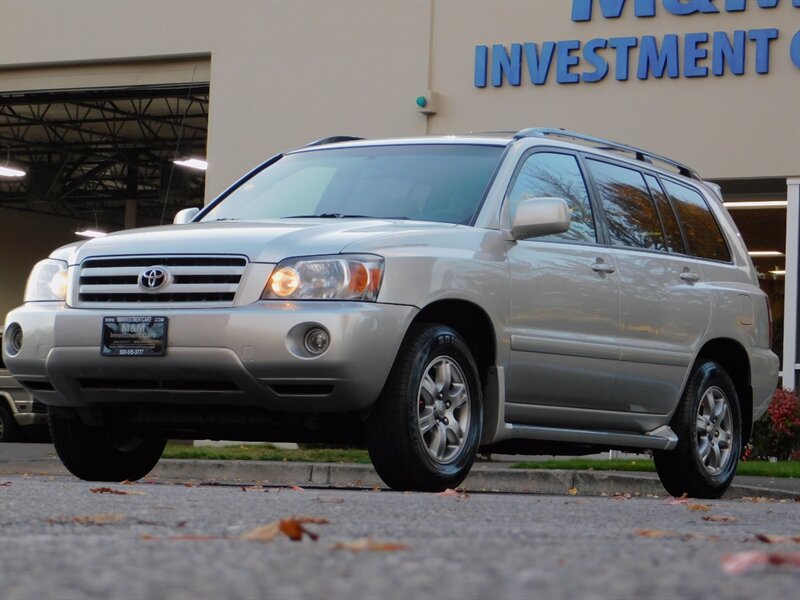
[77,255,247,306]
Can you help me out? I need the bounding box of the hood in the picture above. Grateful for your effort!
[70,219,458,265]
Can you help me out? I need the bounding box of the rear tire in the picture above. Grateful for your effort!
[366,323,483,492]
[48,408,166,482]
[654,361,741,499]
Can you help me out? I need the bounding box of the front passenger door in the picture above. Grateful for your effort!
[505,151,621,422]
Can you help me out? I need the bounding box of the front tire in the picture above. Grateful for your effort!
[366,324,483,492]
[48,408,166,482]
[654,361,741,499]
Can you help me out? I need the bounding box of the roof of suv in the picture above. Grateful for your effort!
[295,128,703,184]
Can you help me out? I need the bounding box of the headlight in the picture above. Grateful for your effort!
[262,255,384,301]
[24,259,69,302]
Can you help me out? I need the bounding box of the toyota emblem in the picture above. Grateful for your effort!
[138,267,170,291]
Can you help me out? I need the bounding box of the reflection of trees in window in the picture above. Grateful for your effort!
[663,181,730,262]
[645,175,686,254]
[587,161,666,251]
[510,153,595,242]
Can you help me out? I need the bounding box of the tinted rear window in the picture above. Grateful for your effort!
[644,174,686,255]
[586,159,666,251]
[662,180,731,262]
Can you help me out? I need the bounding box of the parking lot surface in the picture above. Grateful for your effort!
[1,475,798,600]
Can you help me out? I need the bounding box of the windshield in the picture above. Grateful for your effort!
[201,144,504,224]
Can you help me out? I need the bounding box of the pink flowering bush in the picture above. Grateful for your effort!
[745,388,800,461]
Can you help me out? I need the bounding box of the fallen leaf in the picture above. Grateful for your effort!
[279,520,318,541]
[184,482,197,488]
[371,485,382,492]
[722,551,800,574]
[741,496,775,504]
[48,513,126,525]
[241,516,329,543]
[239,522,281,541]
[703,515,738,523]
[332,538,410,552]
[611,492,632,500]
[89,487,145,496]
[665,497,692,505]
[687,503,711,512]
[289,485,305,492]
[635,529,674,538]
[240,485,266,492]
[436,489,470,498]
[121,480,134,485]
[754,533,800,544]
[567,487,578,496]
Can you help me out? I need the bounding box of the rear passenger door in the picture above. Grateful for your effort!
[505,150,621,419]
[585,159,711,415]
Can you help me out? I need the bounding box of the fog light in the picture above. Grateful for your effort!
[303,328,330,355]
[5,323,23,355]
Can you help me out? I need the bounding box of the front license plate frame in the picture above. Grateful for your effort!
[101,316,168,357]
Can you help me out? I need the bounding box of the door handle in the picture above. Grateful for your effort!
[680,270,700,283]
[591,260,616,274]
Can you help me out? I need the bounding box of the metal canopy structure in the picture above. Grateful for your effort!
[0,83,209,227]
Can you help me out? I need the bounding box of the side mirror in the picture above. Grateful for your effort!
[510,197,571,240]
[173,207,200,225]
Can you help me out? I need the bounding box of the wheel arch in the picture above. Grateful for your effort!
[0,392,16,414]
[410,299,497,389]
[694,338,753,444]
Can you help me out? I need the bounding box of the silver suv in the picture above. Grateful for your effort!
[2,129,779,497]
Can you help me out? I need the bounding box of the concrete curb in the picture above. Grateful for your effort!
[1,456,797,500]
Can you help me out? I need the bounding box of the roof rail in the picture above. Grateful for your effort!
[305,135,364,147]
[513,128,700,180]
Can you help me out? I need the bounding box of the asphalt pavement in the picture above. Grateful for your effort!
[1,475,798,600]
[1,443,798,500]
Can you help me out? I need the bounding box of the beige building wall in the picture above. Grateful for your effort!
[1,0,797,195]
[431,1,800,178]
[0,0,432,200]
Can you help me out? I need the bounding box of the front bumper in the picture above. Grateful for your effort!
[3,301,416,413]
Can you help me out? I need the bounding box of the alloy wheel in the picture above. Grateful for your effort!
[417,356,471,464]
